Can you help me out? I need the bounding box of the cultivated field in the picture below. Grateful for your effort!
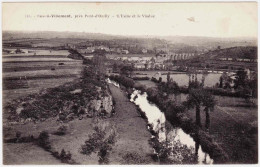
[2,47,87,164]
[2,49,84,103]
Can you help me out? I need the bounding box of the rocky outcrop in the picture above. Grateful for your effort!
[5,66,114,124]
[89,94,113,117]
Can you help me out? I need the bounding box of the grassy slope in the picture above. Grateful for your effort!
[201,46,257,60]
[3,117,99,164]
[3,81,156,165]
[108,84,155,164]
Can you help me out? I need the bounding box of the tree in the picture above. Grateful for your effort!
[201,92,216,129]
[234,68,248,89]
[150,138,197,164]
[167,72,171,84]
[201,70,209,87]
[221,72,232,89]
[186,89,205,127]
[248,72,257,98]
[120,65,133,77]
[81,122,117,164]
[219,76,223,88]
[186,87,216,129]
[92,54,105,75]
[188,80,201,89]
[112,63,118,73]
[158,77,162,83]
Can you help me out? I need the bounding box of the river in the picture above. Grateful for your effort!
[107,78,213,164]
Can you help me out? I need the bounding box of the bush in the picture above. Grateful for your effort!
[81,121,117,164]
[60,149,72,163]
[134,84,146,93]
[51,149,74,164]
[122,152,149,164]
[149,138,197,164]
[132,76,149,80]
[37,131,51,150]
[109,75,134,88]
[151,77,159,83]
[54,125,68,136]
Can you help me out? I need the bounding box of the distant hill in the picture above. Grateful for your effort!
[2,31,168,50]
[3,31,257,54]
[2,31,122,40]
[199,46,257,60]
[161,36,257,49]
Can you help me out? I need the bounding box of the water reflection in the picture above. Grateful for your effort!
[130,90,213,164]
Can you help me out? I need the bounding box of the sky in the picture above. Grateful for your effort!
[2,2,258,38]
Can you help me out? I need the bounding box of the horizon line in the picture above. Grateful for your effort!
[2,30,257,40]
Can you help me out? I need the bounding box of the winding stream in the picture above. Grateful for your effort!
[107,78,213,164]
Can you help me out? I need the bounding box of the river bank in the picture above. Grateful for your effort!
[107,84,155,164]
[108,75,229,163]
[137,78,258,163]
[107,78,217,164]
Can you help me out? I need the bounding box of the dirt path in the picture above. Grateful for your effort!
[108,84,155,164]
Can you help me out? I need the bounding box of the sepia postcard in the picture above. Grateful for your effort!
[1,2,258,165]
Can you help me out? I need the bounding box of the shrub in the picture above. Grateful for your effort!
[81,121,117,164]
[149,138,197,164]
[134,84,146,93]
[37,131,51,150]
[122,152,149,164]
[109,75,134,88]
[151,77,159,83]
[132,76,149,80]
[52,151,60,158]
[54,125,68,136]
[60,149,72,163]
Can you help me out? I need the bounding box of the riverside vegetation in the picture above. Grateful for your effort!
[108,68,257,164]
